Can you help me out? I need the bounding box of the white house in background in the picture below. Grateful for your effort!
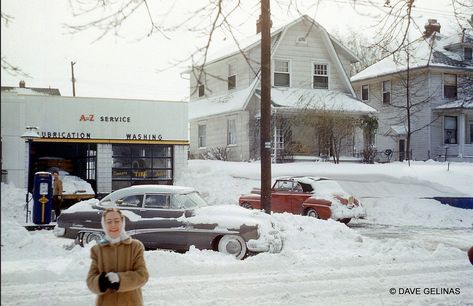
[187,15,376,162]
[351,19,473,162]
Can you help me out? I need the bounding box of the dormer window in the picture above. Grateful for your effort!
[465,47,472,60]
[228,63,236,90]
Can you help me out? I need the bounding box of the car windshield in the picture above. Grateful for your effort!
[172,192,208,209]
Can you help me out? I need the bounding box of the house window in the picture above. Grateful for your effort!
[465,47,472,60]
[382,80,391,104]
[443,74,457,99]
[228,63,236,90]
[198,83,205,97]
[198,124,206,148]
[444,116,457,144]
[361,85,369,101]
[468,119,473,144]
[227,118,237,145]
[313,64,328,89]
[274,60,290,87]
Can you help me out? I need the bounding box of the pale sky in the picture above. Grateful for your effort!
[1,0,466,101]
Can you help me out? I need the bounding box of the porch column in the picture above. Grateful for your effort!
[458,113,465,158]
[272,124,278,162]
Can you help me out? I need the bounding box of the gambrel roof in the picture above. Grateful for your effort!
[199,15,359,67]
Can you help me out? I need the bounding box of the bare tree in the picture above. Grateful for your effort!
[333,30,388,75]
[1,11,31,77]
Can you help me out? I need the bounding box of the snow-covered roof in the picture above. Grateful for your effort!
[188,83,256,120]
[1,86,61,96]
[189,85,376,120]
[384,125,407,137]
[198,15,358,67]
[434,99,473,110]
[258,87,376,114]
[351,31,473,82]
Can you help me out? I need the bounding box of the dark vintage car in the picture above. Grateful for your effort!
[239,176,366,224]
[54,185,283,259]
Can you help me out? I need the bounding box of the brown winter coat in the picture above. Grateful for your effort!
[53,177,63,196]
[87,238,149,306]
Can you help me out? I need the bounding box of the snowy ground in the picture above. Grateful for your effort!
[2,160,473,305]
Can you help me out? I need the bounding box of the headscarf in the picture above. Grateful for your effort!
[101,208,130,244]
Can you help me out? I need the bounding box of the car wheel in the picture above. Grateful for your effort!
[84,232,104,244]
[339,218,351,224]
[217,235,248,260]
[241,202,253,209]
[306,208,320,218]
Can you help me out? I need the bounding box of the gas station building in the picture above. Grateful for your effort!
[1,85,189,198]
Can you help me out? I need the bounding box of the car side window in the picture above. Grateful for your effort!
[274,180,293,191]
[293,183,303,192]
[144,194,170,209]
[117,195,143,208]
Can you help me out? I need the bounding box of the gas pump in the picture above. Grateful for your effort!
[32,172,53,224]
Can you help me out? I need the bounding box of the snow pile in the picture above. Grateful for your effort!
[2,161,473,305]
[0,183,28,223]
[59,171,95,196]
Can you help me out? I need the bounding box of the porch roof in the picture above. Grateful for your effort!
[258,87,376,114]
[434,98,473,111]
[188,85,255,120]
[384,125,407,137]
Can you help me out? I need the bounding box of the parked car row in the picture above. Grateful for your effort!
[54,177,366,259]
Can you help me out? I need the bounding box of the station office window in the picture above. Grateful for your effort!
[361,84,369,101]
[444,116,457,144]
[274,60,290,87]
[112,144,173,190]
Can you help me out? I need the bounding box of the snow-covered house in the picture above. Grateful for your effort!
[188,15,376,162]
[351,20,473,162]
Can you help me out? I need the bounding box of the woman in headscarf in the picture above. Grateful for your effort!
[87,207,149,306]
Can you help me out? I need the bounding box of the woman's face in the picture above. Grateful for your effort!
[104,211,123,239]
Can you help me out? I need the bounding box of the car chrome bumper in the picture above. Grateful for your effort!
[247,230,283,253]
[53,225,65,237]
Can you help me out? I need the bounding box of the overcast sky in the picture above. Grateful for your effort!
[1,0,466,101]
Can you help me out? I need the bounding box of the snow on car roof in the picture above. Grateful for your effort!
[277,176,350,197]
[99,185,197,202]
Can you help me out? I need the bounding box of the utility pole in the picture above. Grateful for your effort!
[71,61,76,96]
[260,0,272,214]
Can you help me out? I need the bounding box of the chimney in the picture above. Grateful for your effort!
[19,80,26,88]
[423,19,441,38]
[256,16,262,34]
